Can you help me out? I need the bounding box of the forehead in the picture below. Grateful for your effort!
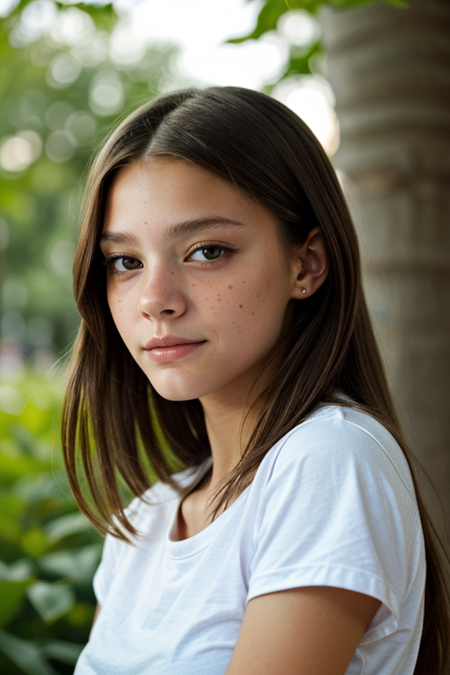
[105,159,239,211]
[102,158,280,240]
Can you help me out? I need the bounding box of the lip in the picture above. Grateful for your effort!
[144,336,203,350]
[143,336,207,362]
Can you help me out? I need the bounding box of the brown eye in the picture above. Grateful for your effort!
[122,257,141,269]
[190,246,225,262]
[112,256,142,272]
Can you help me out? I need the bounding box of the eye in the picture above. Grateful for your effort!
[104,255,142,273]
[189,246,227,262]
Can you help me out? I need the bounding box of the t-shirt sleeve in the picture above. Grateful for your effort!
[92,495,146,606]
[93,533,122,606]
[247,408,421,643]
[91,483,177,606]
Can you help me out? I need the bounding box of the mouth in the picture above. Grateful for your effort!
[144,336,205,350]
[143,336,207,362]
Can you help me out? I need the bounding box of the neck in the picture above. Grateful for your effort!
[199,378,264,493]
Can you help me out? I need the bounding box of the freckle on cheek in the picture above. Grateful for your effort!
[239,305,243,308]
[228,285,232,289]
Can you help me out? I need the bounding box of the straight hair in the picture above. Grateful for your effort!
[61,87,449,674]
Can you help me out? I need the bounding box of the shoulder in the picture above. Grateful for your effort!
[255,404,416,504]
[246,403,424,616]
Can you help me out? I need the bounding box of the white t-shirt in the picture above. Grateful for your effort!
[75,404,425,675]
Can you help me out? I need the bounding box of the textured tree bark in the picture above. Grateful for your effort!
[320,0,450,536]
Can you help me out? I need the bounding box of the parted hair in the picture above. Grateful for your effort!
[61,86,449,674]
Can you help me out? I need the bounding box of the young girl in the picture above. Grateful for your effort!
[62,87,449,674]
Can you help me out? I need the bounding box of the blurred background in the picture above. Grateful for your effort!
[0,0,449,672]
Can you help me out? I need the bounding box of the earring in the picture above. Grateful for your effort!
[301,288,306,294]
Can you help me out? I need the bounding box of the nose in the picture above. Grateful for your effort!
[138,267,187,320]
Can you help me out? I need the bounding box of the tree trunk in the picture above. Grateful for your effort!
[320,0,450,536]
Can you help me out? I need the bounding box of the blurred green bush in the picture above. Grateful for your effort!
[0,369,101,675]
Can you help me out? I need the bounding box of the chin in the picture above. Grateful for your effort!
[147,376,209,403]
[155,390,200,403]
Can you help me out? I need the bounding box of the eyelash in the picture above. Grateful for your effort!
[102,255,142,277]
[102,243,236,276]
[186,242,236,265]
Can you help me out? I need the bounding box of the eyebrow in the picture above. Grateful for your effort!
[100,216,243,246]
[99,231,139,246]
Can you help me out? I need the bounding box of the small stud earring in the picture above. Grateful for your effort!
[301,288,306,294]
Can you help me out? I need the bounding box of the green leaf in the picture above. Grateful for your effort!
[0,493,26,518]
[281,41,323,80]
[21,528,50,558]
[0,451,44,485]
[0,493,26,542]
[0,513,22,543]
[13,473,64,505]
[229,0,407,43]
[9,425,37,457]
[38,544,102,584]
[44,512,92,543]
[27,581,76,623]
[0,559,34,581]
[228,0,325,43]
[0,560,35,628]
[0,629,58,675]
[229,0,289,42]
[0,580,32,627]
[40,638,84,665]
[65,601,95,627]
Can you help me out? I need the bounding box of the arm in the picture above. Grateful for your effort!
[225,586,381,675]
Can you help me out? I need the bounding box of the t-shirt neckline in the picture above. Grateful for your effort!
[167,468,250,560]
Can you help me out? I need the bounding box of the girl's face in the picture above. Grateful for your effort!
[101,159,303,406]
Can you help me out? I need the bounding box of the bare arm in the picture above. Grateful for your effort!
[225,586,381,675]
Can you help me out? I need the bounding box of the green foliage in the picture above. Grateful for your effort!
[0,1,179,357]
[229,0,406,84]
[230,0,405,42]
[0,370,101,674]
[3,0,117,35]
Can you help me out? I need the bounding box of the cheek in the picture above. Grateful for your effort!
[106,286,134,340]
[202,266,288,334]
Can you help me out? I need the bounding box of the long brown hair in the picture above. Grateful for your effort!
[61,87,449,673]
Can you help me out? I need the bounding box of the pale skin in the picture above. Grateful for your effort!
[91,158,381,672]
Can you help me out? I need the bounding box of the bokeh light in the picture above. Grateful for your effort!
[273,76,339,155]
[48,6,94,47]
[49,240,76,277]
[277,10,320,47]
[0,131,42,172]
[47,52,83,88]
[89,71,125,116]
[45,129,76,162]
[9,0,57,47]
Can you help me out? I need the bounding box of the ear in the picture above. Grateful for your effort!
[290,227,329,300]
